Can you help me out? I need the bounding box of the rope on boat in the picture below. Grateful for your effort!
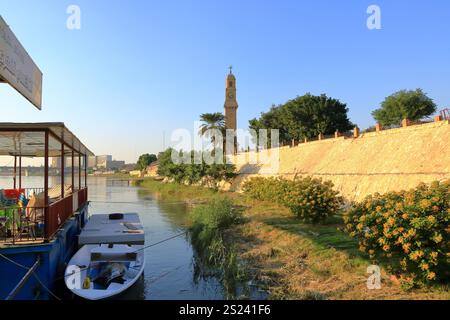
[0,253,61,300]
[147,262,190,285]
[133,231,187,253]
[1,231,188,300]
[54,231,188,282]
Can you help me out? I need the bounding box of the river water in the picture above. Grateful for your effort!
[0,176,229,299]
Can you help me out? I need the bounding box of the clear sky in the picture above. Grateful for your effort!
[1,0,449,163]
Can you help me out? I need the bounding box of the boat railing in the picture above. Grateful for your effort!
[45,187,88,240]
[1,204,46,245]
[0,187,88,245]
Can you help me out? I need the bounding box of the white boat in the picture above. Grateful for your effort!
[64,243,145,300]
[64,213,146,300]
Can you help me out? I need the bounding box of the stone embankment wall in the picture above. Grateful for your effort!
[229,120,450,202]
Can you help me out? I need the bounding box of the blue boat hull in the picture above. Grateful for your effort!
[0,206,88,300]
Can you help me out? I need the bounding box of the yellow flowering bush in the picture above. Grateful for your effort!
[344,180,450,283]
[242,176,289,203]
[243,176,343,223]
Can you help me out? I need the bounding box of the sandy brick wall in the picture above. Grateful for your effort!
[229,120,450,202]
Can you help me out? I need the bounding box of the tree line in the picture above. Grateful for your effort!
[137,88,438,173]
[197,88,438,147]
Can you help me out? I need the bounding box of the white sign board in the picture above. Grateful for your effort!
[0,15,42,110]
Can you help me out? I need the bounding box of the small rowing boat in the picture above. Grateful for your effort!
[64,213,145,300]
[64,243,145,300]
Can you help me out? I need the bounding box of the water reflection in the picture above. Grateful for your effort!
[1,176,263,300]
[88,177,224,300]
[136,189,189,229]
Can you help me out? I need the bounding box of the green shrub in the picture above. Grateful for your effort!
[191,198,240,232]
[242,176,288,203]
[282,177,343,223]
[157,148,235,184]
[344,180,450,283]
[243,176,343,223]
[189,198,246,298]
[190,198,242,264]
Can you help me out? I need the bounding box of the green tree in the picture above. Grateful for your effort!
[249,104,290,146]
[371,89,437,126]
[136,153,157,171]
[156,149,177,178]
[199,112,225,147]
[157,148,235,183]
[249,93,354,145]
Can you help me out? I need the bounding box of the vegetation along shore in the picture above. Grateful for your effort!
[136,178,449,300]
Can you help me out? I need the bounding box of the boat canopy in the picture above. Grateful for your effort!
[0,122,93,243]
[0,122,94,157]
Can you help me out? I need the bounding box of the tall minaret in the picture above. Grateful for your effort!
[224,66,238,131]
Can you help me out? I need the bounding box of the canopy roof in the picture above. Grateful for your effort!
[0,122,94,157]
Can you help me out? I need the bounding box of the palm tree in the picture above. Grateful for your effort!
[199,112,225,148]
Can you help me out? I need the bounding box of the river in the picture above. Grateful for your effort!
[0,176,230,299]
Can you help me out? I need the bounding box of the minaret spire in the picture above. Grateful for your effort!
[224,67,238,154]
[224,68,237,124]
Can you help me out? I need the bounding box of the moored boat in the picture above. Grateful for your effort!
[0,123,92,300]
[64,243,145,300]
[64,212,145,300]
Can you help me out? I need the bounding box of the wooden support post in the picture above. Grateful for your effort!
[18,156,22,189]
[13,156,17,189]
[44,130,49,241]
[72,150,75,192]
[353,127,360,138]
[84,155,87,188]
[79,154,81,191]
[61,143,64,199]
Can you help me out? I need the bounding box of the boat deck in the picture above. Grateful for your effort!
[78,213,144,246]
[0,238,45,249]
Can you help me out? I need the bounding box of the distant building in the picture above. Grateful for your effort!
[87,155,125,170]
[109,160,125,170]
[145,161,159,177]
[129,170,143,177]
[50,157,80,169]
[88,156,97,168]
[120,163,137,173]
[95,155,113,169]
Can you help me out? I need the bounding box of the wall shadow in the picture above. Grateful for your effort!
[229,163,262,191]
[260,215,385,265]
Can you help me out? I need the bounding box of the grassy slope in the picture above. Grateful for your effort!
[139,178,450,300]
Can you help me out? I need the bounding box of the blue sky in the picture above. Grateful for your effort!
[1,0,449,163]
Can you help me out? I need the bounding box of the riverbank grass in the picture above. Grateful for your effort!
[140,178,450,300]
[137,178,220,202]
[189,198,249,298]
